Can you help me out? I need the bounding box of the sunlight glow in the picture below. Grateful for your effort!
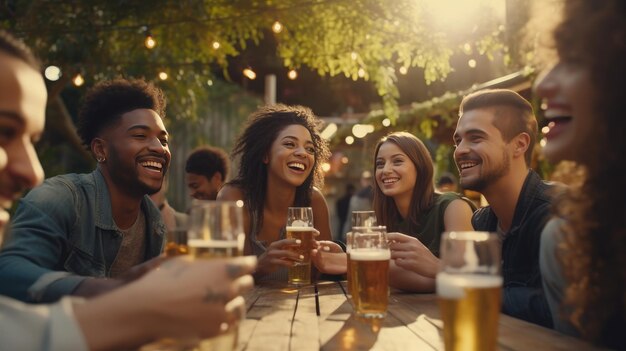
[423,0,505,33]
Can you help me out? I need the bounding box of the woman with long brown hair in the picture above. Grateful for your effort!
[373,132,475,292]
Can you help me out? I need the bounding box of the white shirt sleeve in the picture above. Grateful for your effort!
[0,295,89,351]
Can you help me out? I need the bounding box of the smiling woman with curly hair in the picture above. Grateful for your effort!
[535,0,626,348]
[217,104,333,282]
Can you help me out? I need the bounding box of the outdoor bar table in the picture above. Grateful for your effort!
[238,280,604,351]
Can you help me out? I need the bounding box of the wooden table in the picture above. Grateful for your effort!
[238,281,603,351]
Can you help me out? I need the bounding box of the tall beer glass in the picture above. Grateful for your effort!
[188,200,245,351]
[437,231,502,351]
[350,226,390,318]
[286,207,314,286]
[346,211,377,299]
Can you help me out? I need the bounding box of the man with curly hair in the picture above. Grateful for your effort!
[0,78,171,302]
[185,145,229,200]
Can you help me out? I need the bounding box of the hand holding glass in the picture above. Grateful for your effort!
[187,200,245,351]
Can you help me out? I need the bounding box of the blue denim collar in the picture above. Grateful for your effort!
[91,168,165,238]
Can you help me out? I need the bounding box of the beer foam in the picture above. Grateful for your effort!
[350,249,391,261]
[286,226,313,232]
[436,273,502,299]
[291,219,308,227]
[187,239,239,248]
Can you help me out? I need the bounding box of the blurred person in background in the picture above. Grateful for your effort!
[185,145,229,201]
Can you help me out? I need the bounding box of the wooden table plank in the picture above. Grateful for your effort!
[239,284,300,351]
[290,285,321,351]
[240,281,604,351]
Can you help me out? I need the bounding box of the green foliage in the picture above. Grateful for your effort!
[2,0,511,125]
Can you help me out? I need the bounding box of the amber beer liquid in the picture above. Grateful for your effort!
[437,273,503,351]
[286,226,313,285]
[187,239,241,351]
[164,241,188,256]
[350,249,390,318]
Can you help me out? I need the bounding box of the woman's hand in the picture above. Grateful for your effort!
[311,240,347,274]
[256,238,304,275]
[387,232,439,279]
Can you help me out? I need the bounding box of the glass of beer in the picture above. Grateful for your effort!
[164,226,189,256]
[346,211,377,300]
[350,226,390,318]
[187,200,245,351]
[437,231,502,351]
[286,207,314,286]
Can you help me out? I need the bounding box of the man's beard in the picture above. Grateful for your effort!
[107,146,163,197]
[461,149,510,192]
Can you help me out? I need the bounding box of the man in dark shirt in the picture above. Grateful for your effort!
[453,89,553,328]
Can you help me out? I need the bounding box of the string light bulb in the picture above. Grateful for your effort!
[272,20,283,33]
[398,66,408,75]
[212,41,220,49]
[72,74,84,87]
[243,68,256,80]
[44,66,61,81]
[145,34,156,49]
[158,71,168,80]
[287,69,298,80]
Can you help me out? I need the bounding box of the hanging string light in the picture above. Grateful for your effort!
[272,20,283,33]
[158,71,168,80]
[144,32,156,49]
[72,73,84,87]
[398,67,408,75]
[212,41,220,49]
[287,69,297,80]
[243,68,256,80]
[44,66,61,81]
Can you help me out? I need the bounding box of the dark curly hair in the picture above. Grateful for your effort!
[551,0,626,345]
[77,78,166,150]
[185,146,229,181]
[0,30,40,70]
[228,104,330,231]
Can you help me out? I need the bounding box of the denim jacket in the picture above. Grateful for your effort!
[472,169,554,327]
[0,169,165,302]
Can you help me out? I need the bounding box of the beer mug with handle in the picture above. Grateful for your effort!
[350,226,390,318]
[437,231,502,351]
[286,207,314,286]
